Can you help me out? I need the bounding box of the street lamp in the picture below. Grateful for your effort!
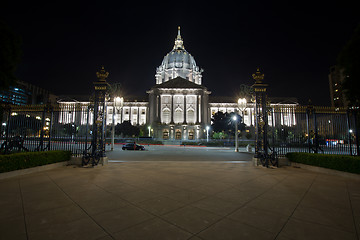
[206,126,210,142]
[237,98,247,119]
[111,96,124,151]
[233,115,238,152]
[237,98,247,151]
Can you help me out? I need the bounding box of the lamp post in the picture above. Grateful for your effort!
[206,126,210,142]
[233,115,238,152]
[111,96,124,151]
[236,98,247,153]
[238,98,247,122]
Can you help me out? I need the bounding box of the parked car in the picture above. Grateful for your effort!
[122,143,145,151]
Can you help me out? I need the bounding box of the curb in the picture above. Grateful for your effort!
[0,161,68,180]
[290,162,360,180]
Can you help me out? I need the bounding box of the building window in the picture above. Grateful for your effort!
[162,107,171,124]
[174,107,183,124]
[187,108,195,123]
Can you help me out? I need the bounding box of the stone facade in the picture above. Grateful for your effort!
[58,27,298,140]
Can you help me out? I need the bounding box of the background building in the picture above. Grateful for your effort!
[329,65,348,108]
[0,80,57,105]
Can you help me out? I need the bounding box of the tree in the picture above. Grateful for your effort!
[9,114,41,136]
[337,24,360,106]
[63,123,78,136]
[115,121,140,137]
[0,20,22,90]
[211,111,243,136]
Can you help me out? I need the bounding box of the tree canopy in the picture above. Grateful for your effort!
[211,111,244,134]
[0,20,22,90]
[115,121,140,137]
[337,24,360,106]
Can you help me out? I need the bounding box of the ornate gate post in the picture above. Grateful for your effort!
[252,68,269,165]
[91,66,110,165]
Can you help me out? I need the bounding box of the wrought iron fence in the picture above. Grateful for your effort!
[1,103,359,159]
[267,106,359,157]
[0,104,93,156]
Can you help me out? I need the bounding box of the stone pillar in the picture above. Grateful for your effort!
[157,96,161,122]
[198,95,201,123]
[171,95,174,124]
[129,107,132,124]
[137,107,140,125]
[183,95,187,124]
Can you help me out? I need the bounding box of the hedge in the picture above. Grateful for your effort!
[0,151,72,173]
[285,152,360,174]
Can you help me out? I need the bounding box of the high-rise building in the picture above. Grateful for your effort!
[0,80,57,106]
[329,65,348,108]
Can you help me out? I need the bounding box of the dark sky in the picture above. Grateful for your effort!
[2,1,359,105]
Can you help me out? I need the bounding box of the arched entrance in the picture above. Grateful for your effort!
[188,130,194,140]
[175,130,182,140]
[163,130,169,139]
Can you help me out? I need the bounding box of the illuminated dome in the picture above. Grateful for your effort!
[155,27,203,85]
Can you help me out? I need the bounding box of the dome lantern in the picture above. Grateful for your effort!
[155,27,203,85]
[173,26,184,50]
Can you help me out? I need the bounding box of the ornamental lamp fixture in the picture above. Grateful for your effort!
[252,68,265,84]
[114,97,124,111]
[96,66,109,82]
[237,98,247,112]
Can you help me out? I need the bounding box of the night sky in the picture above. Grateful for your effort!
[2,1,359,105]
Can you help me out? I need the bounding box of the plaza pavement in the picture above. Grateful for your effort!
[0,145,359,240]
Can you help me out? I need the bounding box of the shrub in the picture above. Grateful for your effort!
[285,152,360,174]
[0,151,71,173]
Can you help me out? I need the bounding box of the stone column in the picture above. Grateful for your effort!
[183,95,187,124]
[198,95,201,123]
[129,107,132,124]
[170,95,174,124]
[137,107,140,125]
[157,95,161,123]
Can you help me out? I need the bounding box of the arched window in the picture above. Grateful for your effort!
[187,107,195,124]
[174,107,183,124]
[162,107,171,124]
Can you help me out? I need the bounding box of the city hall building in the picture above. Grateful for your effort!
[58,27,297,140]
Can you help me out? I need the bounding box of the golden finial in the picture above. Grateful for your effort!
[174,26,184,49]
[252,67,264,83]
[96,66,109,82]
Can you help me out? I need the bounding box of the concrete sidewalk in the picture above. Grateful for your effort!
[0,161,359,240]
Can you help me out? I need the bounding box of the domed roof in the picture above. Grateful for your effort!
[155,27,203,85]
[161,49,197,69]
[159,27,198,70]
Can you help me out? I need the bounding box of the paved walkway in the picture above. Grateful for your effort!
[1,152,359,239]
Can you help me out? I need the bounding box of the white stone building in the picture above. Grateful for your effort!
[58,27,297,140]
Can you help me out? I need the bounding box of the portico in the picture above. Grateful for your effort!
[147,77,211,140]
